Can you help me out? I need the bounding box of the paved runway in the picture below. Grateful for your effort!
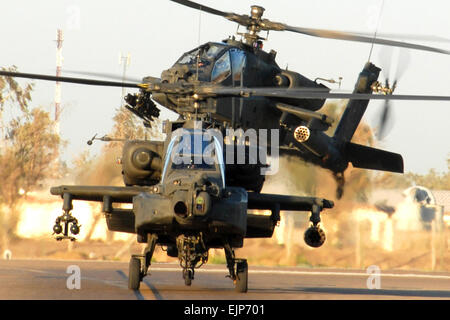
[0,259,449,300]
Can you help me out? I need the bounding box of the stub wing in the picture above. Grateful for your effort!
[245,192,334,239]
[247,192,333,211]
[50,185,334,241]
[50,185,151,203]
[51,185,334,211]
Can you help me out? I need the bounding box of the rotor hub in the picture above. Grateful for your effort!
[250,6,265,20]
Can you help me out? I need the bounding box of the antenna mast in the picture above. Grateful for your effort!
[119,52,131,105]
[54,29,63,135]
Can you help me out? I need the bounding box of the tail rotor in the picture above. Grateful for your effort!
[375,48,410,139]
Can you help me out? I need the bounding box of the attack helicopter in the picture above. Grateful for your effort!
[50,119,333,291]
[2,1,450,196]
[1,0,450,292]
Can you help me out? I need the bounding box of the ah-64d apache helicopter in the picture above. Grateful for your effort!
[1,0,450,292]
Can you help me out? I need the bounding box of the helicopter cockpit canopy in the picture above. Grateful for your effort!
[161,128,225,187]
[176,43,226,65]
[173,42,246,84]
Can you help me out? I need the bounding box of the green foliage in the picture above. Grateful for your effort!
[374,156,450,190]
[0,108,60,199]
[0,70,61,246]
[109,106,163,149]
[404,164,450,190]
[208,252,227,265]
[0,66,33,113]
[71,104,164,186]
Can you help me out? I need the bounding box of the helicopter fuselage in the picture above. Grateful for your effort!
[152,39,329,129]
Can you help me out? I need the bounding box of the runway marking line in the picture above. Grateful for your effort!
[149,267,450,281]
[5,259,450,281]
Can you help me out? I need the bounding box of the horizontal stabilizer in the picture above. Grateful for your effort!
[346,142,404,173]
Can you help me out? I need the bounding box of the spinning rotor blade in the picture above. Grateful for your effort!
[3,70,449,106]
[0,70,141,88]
[377,100,393,140]
[203,86,450,102]
[62,70,150,84]
[280,25,450,55]
[169,0,253,27]
[376,48,411,139]
[171,0,450,55]
[170,0,231,18]
[387,49,411,82]
[357,32,450,43]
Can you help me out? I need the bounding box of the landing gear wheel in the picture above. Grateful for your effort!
[234,260,248,293]
[128,234,157,291]
[183,269,193,286]
[128,256,141,290]
[224,244,249,293]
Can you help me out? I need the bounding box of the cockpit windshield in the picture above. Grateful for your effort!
[171,131,216,170]
[161,128,226,187]
[176,43,226,65]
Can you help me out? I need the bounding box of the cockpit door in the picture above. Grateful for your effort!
[230,48,246,87]
[211,51,232,85]
[230,48,247,126]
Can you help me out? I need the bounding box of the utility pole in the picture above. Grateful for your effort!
[55,29,70,251]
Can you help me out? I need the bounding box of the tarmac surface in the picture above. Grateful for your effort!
[0,259,449,300]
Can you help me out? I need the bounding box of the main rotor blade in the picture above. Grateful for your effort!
[62,70,147,83]
[169,0,231,18]
[0,71,141,88]
[169,0,250,26]
[280,24,450,55]
[171,0,450,55]
[342,31,450,44]
[205,87,450,102]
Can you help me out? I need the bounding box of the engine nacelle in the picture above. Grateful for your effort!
[275,69,329,111]
[122,140,163,186]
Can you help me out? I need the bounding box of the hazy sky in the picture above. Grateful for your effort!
[1,0,449,174]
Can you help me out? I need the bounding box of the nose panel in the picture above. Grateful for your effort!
[161,64,192,83]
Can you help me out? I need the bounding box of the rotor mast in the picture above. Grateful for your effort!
[242,6,266,46]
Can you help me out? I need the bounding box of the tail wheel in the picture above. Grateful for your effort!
[234,260,248,293]
[128,256,141,290]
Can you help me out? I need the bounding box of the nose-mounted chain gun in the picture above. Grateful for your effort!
[52,193,81,241]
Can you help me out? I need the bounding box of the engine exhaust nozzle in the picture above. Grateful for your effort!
[304,226,326,248]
